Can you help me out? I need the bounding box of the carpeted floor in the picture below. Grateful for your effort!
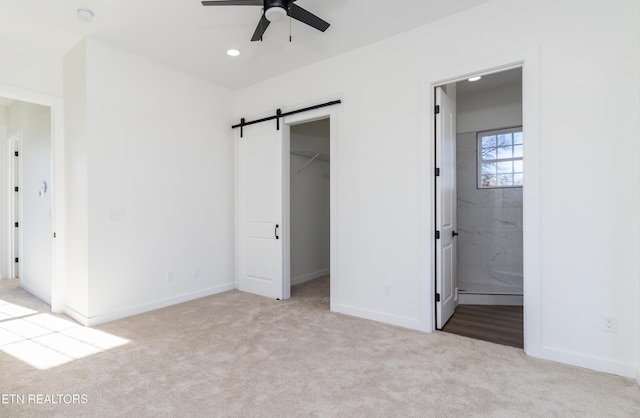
[1,277,639,417]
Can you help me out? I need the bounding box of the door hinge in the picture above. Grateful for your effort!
[435,105,440,115]
[14,151,19,157]
[53,232,56,238]
[435,230,440,240]
[435,293,441,302]
[435,168,440,177]
[15,257,19,263]
[14,187,19,192]
[14,222,19,228]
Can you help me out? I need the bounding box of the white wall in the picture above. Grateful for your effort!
[7,101,52,302]
[457,81,522,134]
[0,108,7,279]
[290,120,330,284]
[64,38,235,324]
[233,0,640,377]
[63,40,89,317]
[0,26,63,97]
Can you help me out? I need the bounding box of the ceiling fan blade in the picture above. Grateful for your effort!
[201,1,262,6]
[251,14,271,41]
[288,3,330,32]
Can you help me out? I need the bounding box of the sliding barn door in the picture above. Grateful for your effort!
[435,86,457,329]
[237,123,285,300]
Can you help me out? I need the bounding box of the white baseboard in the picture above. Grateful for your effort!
[458,293,523,305]
[20,280,52,305]
[636,368,640,386]
[333,302,426,332]
[63,282,235,327]
[536,345,636,379]
[63,305,90,326]
[291,268,330,286]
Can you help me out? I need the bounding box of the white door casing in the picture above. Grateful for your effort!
[435,86,457,329]
[237,122,286,300]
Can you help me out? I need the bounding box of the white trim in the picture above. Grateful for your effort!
[0,83,65,314]
[291,268,330,286]
[20,279,51,305]
[538,345,637,379]
[65,282,236,327]
[636,367,640,386]
[333,302,424,331]
[420,48,541,356]
[458,293,523,305]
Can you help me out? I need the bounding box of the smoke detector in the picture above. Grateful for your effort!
[77,9,94,23]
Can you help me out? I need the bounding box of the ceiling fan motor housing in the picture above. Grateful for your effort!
[201,0,329,41]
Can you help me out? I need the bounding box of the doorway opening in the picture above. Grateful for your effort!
[435,68,525,348]
[0,90,61,313]
[288,119,330,306]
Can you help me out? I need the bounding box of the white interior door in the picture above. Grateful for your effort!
[237,122,285,300]
[435,85,457,329]
[7,134,22,280]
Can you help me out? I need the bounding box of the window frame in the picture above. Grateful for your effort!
[476,126,523,189]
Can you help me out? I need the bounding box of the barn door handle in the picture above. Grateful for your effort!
[452,231,459,237]
[275,224,280,240]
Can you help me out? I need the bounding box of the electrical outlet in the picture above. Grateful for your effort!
[166,272,175,283]
[383,283,391,296]
[193,267,200,278]
[602,314,618,333]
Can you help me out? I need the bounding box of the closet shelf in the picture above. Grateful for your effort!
[290,150,329,162]
[291,150,329,174]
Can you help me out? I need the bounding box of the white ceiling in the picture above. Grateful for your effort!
[457,67,522,97]
[0,0,491,90]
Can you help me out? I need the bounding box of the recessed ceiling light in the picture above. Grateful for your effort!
[468,76,482,82]
[77,9,94,23]
[227,49,240,57]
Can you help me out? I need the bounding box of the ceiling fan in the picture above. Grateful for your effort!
[201,0,330,41]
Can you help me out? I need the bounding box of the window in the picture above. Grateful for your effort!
[477,127,523,188]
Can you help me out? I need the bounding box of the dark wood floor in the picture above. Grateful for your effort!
[441,305,524,349]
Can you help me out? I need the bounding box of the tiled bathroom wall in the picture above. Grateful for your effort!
[456,131,523,295]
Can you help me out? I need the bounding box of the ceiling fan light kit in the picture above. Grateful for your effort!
[265,6,286,22]
[201,0,330,41]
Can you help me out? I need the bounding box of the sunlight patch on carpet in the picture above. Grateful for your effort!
[0,300,129,370]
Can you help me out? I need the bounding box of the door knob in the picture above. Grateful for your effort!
[452,231,459,237]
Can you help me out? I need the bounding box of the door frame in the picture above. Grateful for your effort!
[283,105,340,307]
[0,83,64,314]
[420,48,541,356]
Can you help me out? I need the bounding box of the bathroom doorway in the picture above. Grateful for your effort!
[438,68,524,348]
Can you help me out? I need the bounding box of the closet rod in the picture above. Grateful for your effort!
[232,99,341,137]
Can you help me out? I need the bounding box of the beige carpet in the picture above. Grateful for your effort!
[1,277,639,417]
